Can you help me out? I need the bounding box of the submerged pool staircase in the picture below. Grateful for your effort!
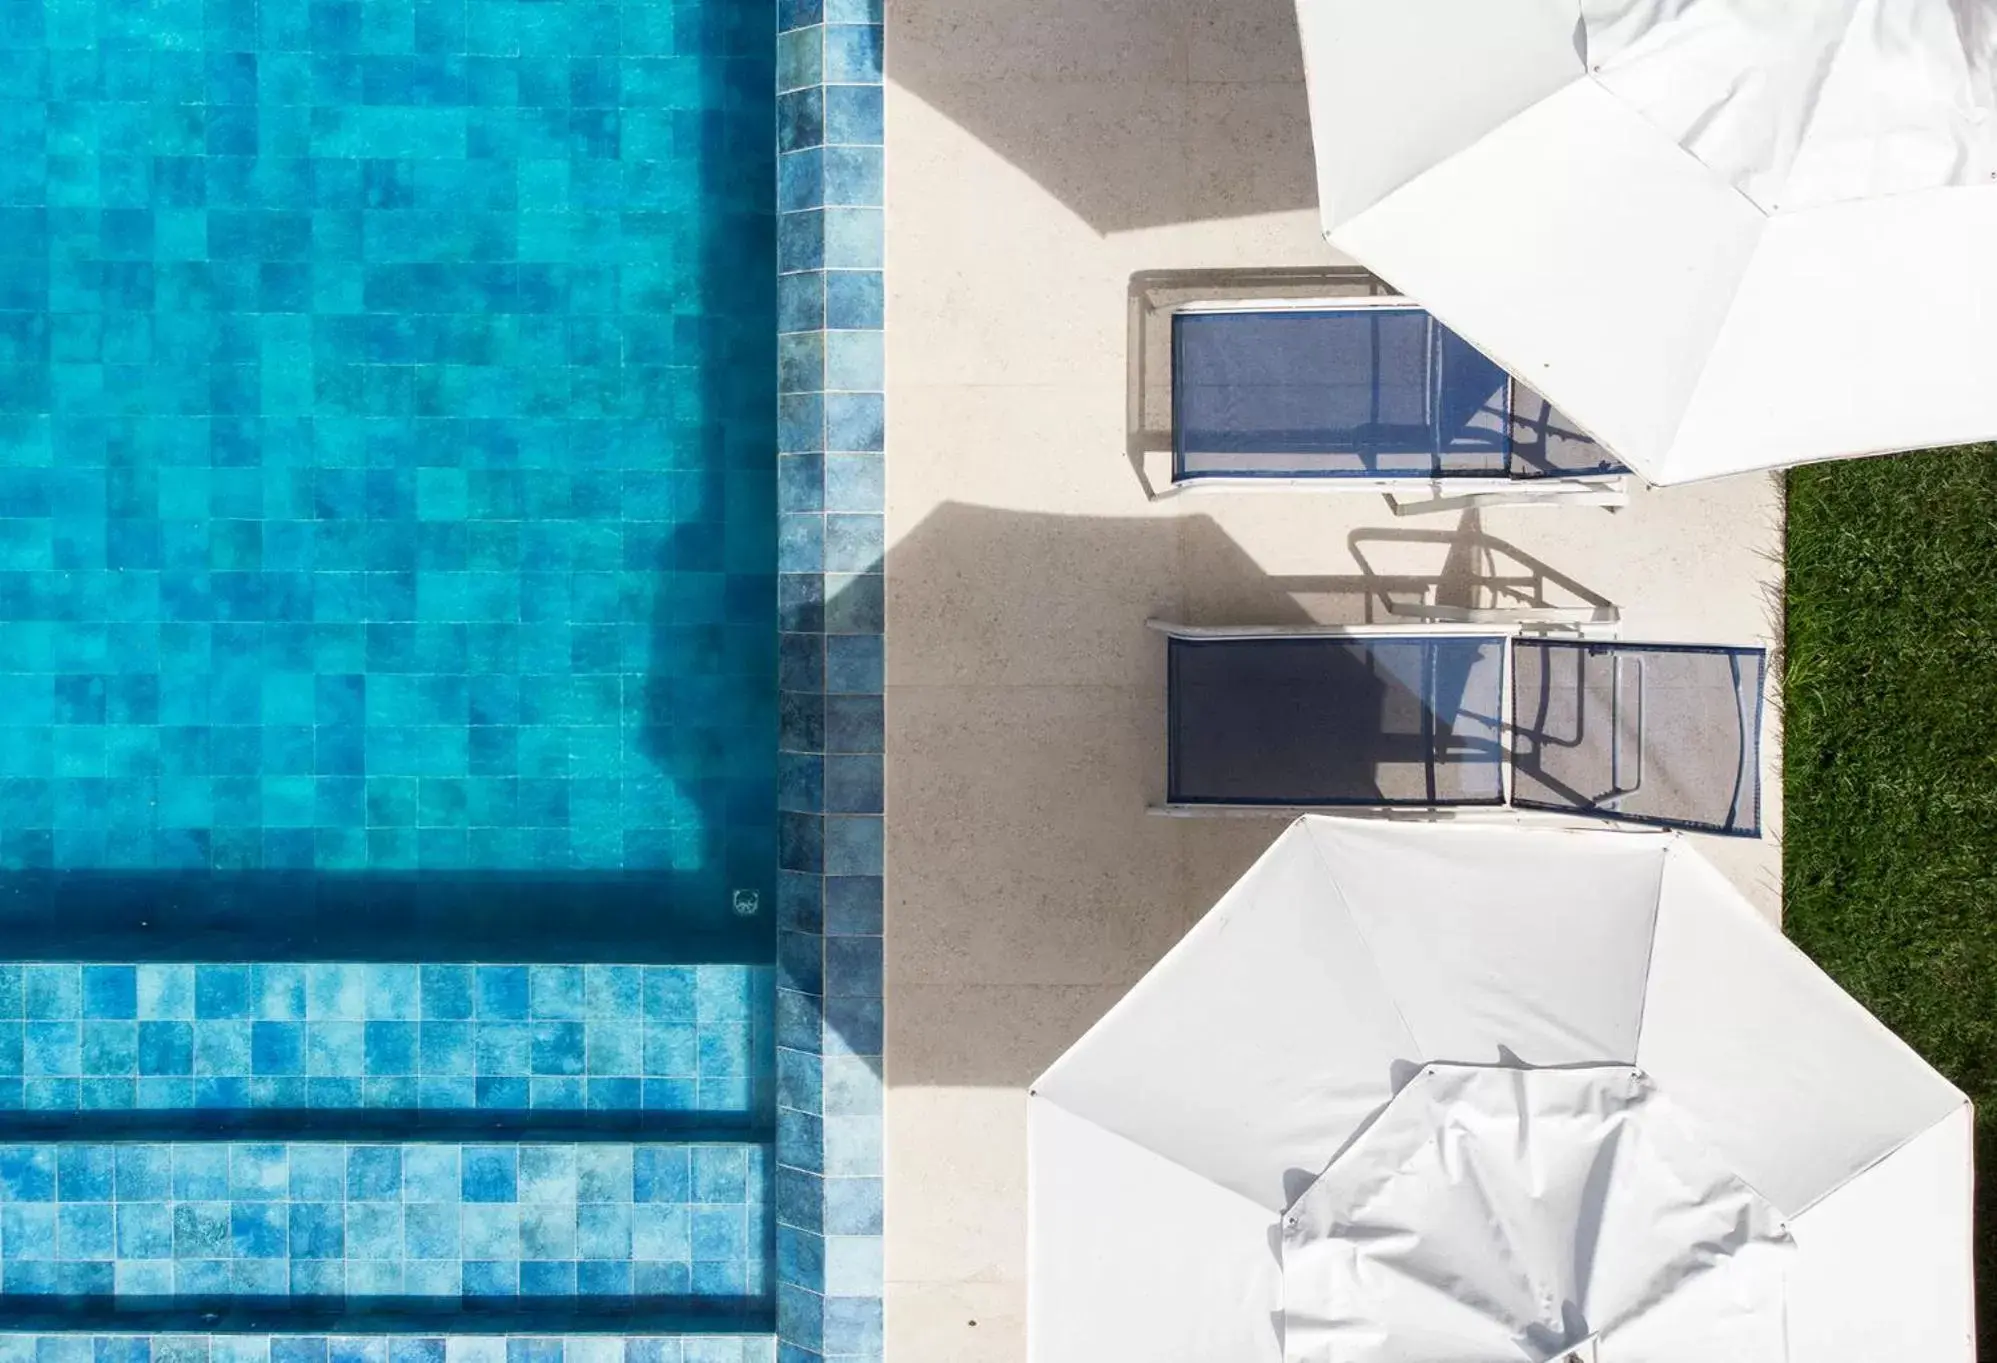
[0,946,778,1358]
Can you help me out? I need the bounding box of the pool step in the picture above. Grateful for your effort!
[0,1139,771,1330]
[0,1333,781,1361]
[0,964,774,1123]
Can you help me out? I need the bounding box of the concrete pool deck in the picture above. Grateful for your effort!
[879,0,1784,1354]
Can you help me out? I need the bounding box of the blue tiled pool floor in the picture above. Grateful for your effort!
[0,963,776,1328]
[0,0,778,906]
[0,964,772,1123]
[0,0,781,1340]
[0,1139,770,1313]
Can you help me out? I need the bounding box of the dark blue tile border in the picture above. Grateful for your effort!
[0,1337,776,1363]
[771,5,883,1361]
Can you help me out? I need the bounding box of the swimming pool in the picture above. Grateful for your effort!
[0,0,783,1339]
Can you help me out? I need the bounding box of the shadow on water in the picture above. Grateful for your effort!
[633,0,781,935]
[0,1296,773,1336]
[0,868,769,963]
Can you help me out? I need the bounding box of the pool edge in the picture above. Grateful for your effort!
[770,1,887,1361]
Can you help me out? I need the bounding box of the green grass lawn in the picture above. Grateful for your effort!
[1785,448,1997,1351]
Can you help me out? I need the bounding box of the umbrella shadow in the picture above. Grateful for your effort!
[875,502,1623,1084]
[893,0,1318,234]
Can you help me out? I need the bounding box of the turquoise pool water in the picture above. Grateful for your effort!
[0,0,777,910]
[0,0,780,1336]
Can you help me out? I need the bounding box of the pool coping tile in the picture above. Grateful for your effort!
[771,10,884,1363]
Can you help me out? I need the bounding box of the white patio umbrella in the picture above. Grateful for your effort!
[1028,819,1973,1363]
[1295,0,1997,484]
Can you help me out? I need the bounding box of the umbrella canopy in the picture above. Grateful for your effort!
[1028,819,1973,1362]
[1295,0,1997,484]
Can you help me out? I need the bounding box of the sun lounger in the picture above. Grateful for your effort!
[1164,300,1629,511]
[1151,620,1764,835]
